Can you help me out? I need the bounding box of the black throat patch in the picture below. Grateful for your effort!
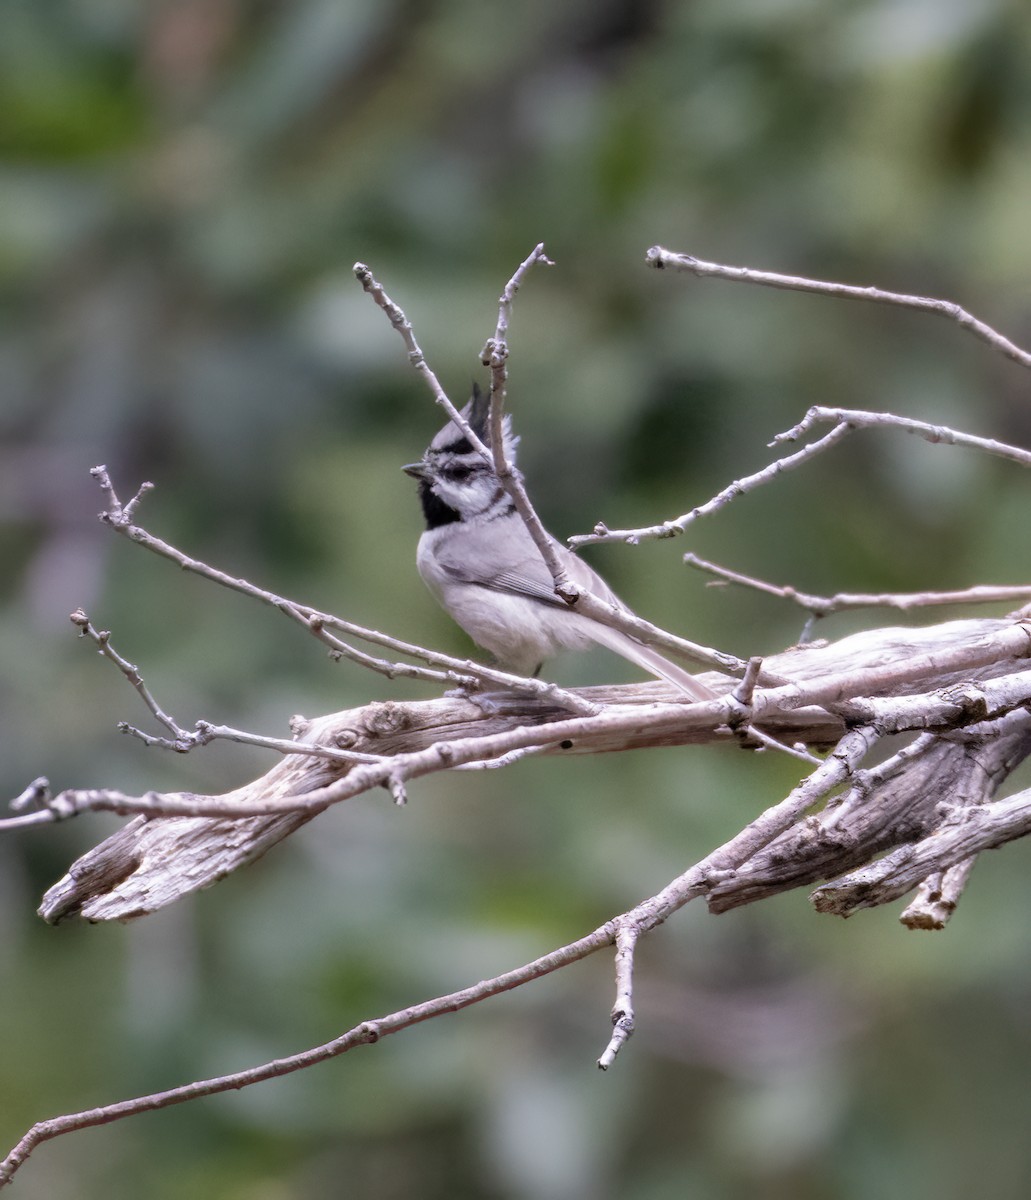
[418,480,461,529]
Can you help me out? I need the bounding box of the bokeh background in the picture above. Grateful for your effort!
[3,1,1031,1197]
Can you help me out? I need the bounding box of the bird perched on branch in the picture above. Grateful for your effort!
[403,385,713,700]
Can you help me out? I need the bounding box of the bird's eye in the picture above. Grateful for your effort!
[445,465,473,482]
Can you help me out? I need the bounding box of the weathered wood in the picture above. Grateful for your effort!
[38,614,1031,923]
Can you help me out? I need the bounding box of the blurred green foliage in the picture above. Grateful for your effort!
[3,0,1031,1197]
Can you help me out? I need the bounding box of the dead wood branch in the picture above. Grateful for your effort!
[32,613,1031,923]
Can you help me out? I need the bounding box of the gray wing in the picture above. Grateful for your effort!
[436,522,624,608]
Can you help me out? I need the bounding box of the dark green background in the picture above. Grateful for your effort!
[3,1,1031,1197]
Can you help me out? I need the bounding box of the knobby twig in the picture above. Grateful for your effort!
[68,608,393,765]
[569,419,854,547]
[598,920,639,1069]
[645,245,1031,371]
[481,244,573,590]
[70,609,190,745]
[774,407,1031,469]
[684,553,1031,619]
[571,409,1031,548]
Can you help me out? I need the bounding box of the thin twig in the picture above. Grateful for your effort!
[774,408,1031,470]
[9,777,50,813]
[0,920,620,1189]
[69,609,406,766]
[191,721,385,764]
[480,243,570,587]
[598,919,638,1069]
[70,610,190,743]
[568,420,853,547]
[684,553,1031,617]
[574,251,1031,551]
[573,406,1031,549]
[352,263,493,463]
[645,246,1031,371]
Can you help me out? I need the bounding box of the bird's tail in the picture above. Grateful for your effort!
[589,624,716,701]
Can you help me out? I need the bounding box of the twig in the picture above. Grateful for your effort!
[0,809,57,832]
[352,263,493,463]
[684,553,1031,619]
[598,919,638,1069]
[574,407,1031,549]
[70,610,190,744]
[645,246,1031,371]
[9,777,50,813]
[722,657,822,765]
[774,408,1031,470]
[190,721,384,764]
[71,607,390,764]
[0,919,620,1189]
[569,419,853,547]
[574,256,1031,549]
[480,243,571,588]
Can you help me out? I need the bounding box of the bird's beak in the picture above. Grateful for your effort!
[402,461,428,480]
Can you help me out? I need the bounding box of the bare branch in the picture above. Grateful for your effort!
[684,552,1031,620]
[574,406,1031,549]
[352,263,492,462]
[0,917,619,1189]
[598,919,638,1069]
[32,611,1031,924]
[356,252,736,677]
[480,243,572,589]
[645,246,1031,371]
[569,417,853,547]
[574,250,1031,551]
[41,631,1025,828]
[70,609,190,744]
[774,407,1031,470]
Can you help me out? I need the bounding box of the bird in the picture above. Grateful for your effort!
[403,385,713,701]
